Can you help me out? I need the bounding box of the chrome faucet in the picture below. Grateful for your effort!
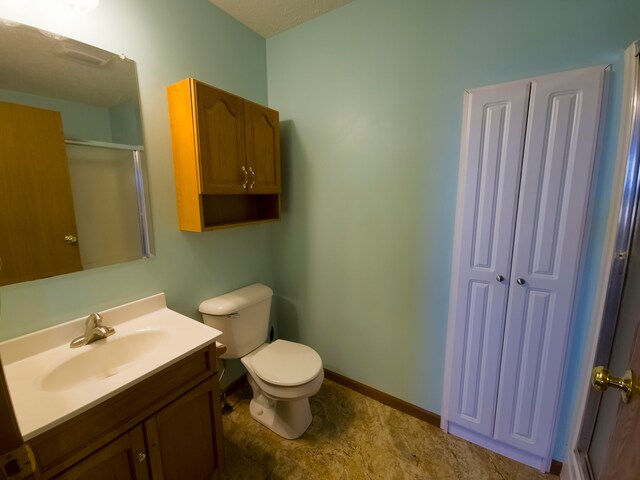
[69,313,115,348]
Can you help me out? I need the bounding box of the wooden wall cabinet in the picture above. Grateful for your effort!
[167,78,281,231]
[29,344,224,480]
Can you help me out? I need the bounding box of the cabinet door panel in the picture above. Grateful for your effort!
[54,426,148,480]
[244,100,280,194]
[446,81,529,436]
[195,83,246,194]
[145,378,221,480]
[495,66,607,455]
[0,102,82,285]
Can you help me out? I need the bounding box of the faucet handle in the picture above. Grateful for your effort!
[86,312,103,327]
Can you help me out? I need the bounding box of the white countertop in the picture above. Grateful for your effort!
[0,293,221,440]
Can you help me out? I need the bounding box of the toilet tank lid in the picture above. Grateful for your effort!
[199,283,273,315]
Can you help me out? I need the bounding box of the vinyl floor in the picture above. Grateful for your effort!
[220,379,561,479]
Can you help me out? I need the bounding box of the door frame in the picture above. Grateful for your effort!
[563,41,640,480]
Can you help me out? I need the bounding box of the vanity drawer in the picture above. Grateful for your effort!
[29,343,219,479]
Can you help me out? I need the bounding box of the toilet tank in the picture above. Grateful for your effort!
[199,283,273,359]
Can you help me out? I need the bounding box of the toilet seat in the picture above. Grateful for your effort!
[250,339,322,386]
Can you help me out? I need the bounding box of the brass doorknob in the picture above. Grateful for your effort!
[64,235,78,244]
[591,366,634,403]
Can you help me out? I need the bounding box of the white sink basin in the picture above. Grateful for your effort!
[39,330,172,392]
[0,293,222,440]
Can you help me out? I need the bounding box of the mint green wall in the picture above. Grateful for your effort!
[0,90,143,144]
[0,0,273,346]
[110,100,143,145]
[2,0,639,465]
[0,89,113,141]
[267,0,640,460]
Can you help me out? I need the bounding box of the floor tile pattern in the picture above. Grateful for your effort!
[221,379,560,479]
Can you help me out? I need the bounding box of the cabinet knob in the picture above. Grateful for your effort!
[516,278,526,286]
[137,452,146,463]
[496,275,504,282]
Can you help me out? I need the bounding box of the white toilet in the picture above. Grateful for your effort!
[199,283,324,439]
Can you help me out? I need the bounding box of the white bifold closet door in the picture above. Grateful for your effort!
[444,65,607,469]
[446,80,530,437]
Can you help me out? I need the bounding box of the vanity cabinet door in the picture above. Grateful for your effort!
[244,100,281,194]
[53,426,149,480]
[0,102,82,286]
[144,377,223,480]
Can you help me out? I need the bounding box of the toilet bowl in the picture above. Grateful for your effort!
[199,284,323,439]
[242,340,323,438]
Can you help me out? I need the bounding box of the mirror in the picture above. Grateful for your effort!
[0,20,153,286]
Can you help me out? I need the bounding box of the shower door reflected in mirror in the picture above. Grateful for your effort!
[0,19,154,286]
[66,143,152,270]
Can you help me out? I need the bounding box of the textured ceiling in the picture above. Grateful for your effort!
[209,0,352,38]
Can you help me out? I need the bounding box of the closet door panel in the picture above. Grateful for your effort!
[494,66,607,454]
[447,81,529,435]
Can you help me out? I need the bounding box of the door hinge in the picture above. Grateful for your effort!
[1,444,36,480]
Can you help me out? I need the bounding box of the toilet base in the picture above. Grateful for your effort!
[247,376,312,439]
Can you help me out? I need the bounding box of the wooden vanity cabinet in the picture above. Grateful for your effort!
[29,344,224,480]
[144,379,219,480]
[167,78,281,231]
[53,426,149,480]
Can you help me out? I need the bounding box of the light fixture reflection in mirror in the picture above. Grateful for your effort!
[65,0,100,13]
[0,20,154,287]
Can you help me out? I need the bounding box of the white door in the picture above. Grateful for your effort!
[446,80,530,435]
[589,218,640,479]
[567,41,640,480]
[494,66,607,456]
[444,65,608,470]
